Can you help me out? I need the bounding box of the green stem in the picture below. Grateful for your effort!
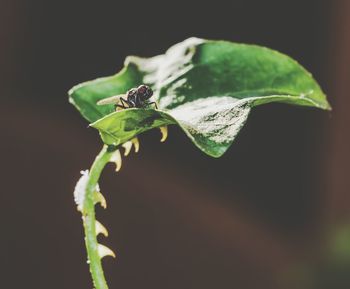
[82,145,115,289]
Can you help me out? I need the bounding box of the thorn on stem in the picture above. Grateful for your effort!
[95,220,109,237]
[122,141,132,156]
[131,137,140,152]
[94,191,107,209]
[98,244,116,259]
[110,149,122,171]
[159,126,168,142]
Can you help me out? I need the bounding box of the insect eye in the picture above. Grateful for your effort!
[137,85,147,95]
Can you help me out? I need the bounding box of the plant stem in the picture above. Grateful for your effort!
[83,145,115,289]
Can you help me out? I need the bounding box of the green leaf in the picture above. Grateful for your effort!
[69,37,330,157]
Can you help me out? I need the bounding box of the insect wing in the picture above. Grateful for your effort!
[97,94,125,105]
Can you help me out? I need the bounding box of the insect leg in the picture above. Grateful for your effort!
[120,97,131,108]
[114,98,127,110]
[116,104,126,109]
[147,102,158,109]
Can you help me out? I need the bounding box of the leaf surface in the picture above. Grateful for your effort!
[69,38,330,157]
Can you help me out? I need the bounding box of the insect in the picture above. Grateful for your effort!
[97,85,158,110]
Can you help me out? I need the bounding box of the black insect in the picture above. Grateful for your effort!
[97,85,158,110]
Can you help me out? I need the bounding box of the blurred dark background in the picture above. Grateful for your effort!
[1,0,349,288]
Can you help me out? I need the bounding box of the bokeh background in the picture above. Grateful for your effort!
[1,0,349,288]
